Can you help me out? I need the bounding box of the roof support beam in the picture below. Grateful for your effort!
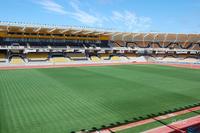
[132,33,141,42]
[103,32,114,36]
[21,27,26,32]
[34,27,41,32]
[122,33,132,41]
[113,32,123,37]
[162,33,168,48]
[6,25,9,32]
[48,28,57,33]
[111,32,123,40]
[152,34,159,46]
[174,34,178,43]
[82,31,95,35]
[94,32,105,35]
[71,30,83,34]
[190,39,199,50]
[183,34,189,48]
[153,34,159,42]
[143,33,150,46]
[60,28,71,34]
[152,34,159,48]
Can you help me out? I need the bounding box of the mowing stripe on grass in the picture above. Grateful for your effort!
[0,64,200,133]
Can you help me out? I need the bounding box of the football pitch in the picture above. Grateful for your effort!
[0,64,200,133]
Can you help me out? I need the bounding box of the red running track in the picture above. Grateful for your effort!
[0,62,200,70]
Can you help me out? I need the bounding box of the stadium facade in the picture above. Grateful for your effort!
[0,21,200,65]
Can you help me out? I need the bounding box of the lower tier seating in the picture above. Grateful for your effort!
[111,56,120,61]
[100,54,110,60]
[90,56,101,62]
[119,56,129,60]
[162,57,178,62]
[0,53,6,62]
[67,53,87,60]
[50,57,70,63]
[10,57,24,64]
[181,58,199,63]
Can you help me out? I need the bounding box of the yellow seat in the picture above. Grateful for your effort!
[10,57,24,64]
[0,53,6,62]
[27,53,48,61]
[68,53,87,60]
[111,56,120,61]
[91,56,100,62]
[100,54,110,60]
[50,57,70,63]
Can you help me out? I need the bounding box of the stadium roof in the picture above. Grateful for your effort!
[0,21,200,43]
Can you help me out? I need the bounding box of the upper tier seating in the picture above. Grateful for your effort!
[95,43,110,48]
[29,43,49,48]
[67,43,84,48]
[50,43,67,48]
[10,57,24,64]
[27,53,48,61]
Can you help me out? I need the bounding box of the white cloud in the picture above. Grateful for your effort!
[34,0,152,31]
[35,0,103,25]
[36,0,67,15]
[111,10,152,32]
[68,0,104,25]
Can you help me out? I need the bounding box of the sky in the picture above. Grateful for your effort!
[0,0,200,33]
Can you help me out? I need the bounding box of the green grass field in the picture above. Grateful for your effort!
[0,64,200,133]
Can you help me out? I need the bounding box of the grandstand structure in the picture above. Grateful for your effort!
[0,21,200,65]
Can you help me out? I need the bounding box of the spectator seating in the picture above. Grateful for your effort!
[99,54,110,60]
[27,53,48,61]
[50,57,70,63]
[90,56,101,62]
[111,56,120,61]
[0,53,6,62]
[10,57,24,64]
[67,53,87,60]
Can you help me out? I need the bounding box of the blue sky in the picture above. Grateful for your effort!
[0,0,200,33]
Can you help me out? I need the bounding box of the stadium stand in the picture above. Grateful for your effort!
[111,56,120,61]
[182,57,199,63]
[10,56,24,64]
[50,57,70,63]
[99,53,111,60]
[0,53,6,62]
[118,56,129,61]
[27,53,48,61]
[161,56,178,62]
[67,53,87,60]
[90,56,101,62]
[0,21,199,65]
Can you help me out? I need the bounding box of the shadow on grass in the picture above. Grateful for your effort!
[150,115,182,132]
[73,102,200,133]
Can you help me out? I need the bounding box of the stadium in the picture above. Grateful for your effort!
[0,21,200,133]
[0,1,200,133]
